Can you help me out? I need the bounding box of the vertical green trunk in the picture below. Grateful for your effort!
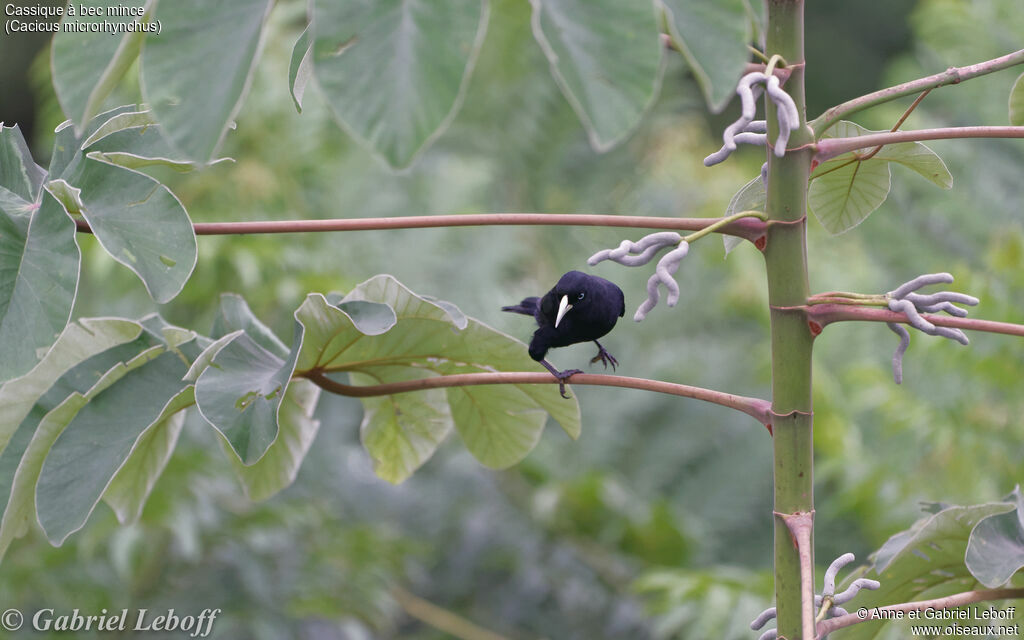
[764,1,815,638]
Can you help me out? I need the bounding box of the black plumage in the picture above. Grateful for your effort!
[502,270,625,397]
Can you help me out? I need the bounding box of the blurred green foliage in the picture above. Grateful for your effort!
[1,0,1022,638]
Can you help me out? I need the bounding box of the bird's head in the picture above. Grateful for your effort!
[552,270,598,328]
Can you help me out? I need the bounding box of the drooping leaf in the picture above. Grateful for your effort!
[310,0,489,168]
[661,0,751,113]
[223,379,320,501]
[51,0,149,132]
[211,293,289,358]
[289,25,313,113]
[0,191,80,382]
[0,124,46,202]
[70,155,197,303]
[723,174,765,255]
[141,0,273,162]
[1010,72,1024,126]
[966,486,1024,588]
[530,0,662,151]
[291,276,580,483]
[809,121,952,235]
[832,502,1017,640]
[47,106,139,181]
[101,407,186,525]
[195,332,298,465]
[0,322,184,560]
[81,110,158,147]
[36,340,199,545]
[352,368,453,484]
[0,317,141,454]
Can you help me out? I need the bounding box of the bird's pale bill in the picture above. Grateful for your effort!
[555,295,572,328]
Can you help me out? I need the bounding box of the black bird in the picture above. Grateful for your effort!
[502,270,625,398]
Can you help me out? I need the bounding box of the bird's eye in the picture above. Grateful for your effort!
[577,292,585,300]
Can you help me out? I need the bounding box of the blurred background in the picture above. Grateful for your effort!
[1,0,1021,638]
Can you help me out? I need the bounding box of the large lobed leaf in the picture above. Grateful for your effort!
[809,121,952,235]
[965,486,1024,588]
[194,295,324,499]
[51,0,150,133]
[141,0,273,163]
[46,107,199,305]
[530,0,663,152]
[0,317,190,558]
[309,0,489,169]
[832,500,1020,640]
[661,0,751,113]
[288,275,581,483]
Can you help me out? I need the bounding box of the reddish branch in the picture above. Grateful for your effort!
[808,304,1024,338]
[817,588,1024,635]
[813,48,1024,134]
[302,370,774,425]
[73,213,768,242]
[815,126,1024,162]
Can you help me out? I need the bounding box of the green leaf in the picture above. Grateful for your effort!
[0,318,141,455]
[289,25,313,113]
[81,110,158,148]
[661,0,751,113]
[212,293,289,359]
[36,349,195,545]
[808,158,891,235]
[530,0,662,151]
[446,383,547,469]
[292,276,581,482]
[809,121,952,235]
[70,155,197,303]
[141,0,273,162]
[310,0,489,169]
[833,502,1017,640]
[0,324,169,561]
[195,332,298,465]
[50,0,149,132]
[966,487,1024,588]
[0,191,80,382]
[0,124,46,202]
[101,405,186,525]
[723,174,765,255]
[223,379,320,501]
[48,105,139,180]
[352,368,453,484]
[1010,72,1024,126]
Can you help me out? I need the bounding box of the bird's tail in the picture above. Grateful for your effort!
[501,296,539,316]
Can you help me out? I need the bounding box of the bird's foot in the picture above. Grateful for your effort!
[553,369,584,398]
[590,343,618,371]
[541,360,582,399]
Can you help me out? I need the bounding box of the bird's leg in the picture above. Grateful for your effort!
[540,359,583,399]
[590,340,618,371]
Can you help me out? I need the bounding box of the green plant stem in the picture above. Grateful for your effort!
[765,1,816,637]
[811,48,1024,135]
[682,210,767,244]
[391,586,512,640]
[807,292,889,307]
[72,213,768,242]
[817,588,1024,635]
[301,370,774,425]
[816,126,1024,162]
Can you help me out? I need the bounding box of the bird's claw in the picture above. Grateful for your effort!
[554,369,583,399]
[590,346,618,371]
